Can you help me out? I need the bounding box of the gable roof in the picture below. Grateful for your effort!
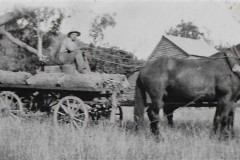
[163,35,218,57]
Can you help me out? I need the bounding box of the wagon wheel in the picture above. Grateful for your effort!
[0,91,23,120]
[54,96,89,129]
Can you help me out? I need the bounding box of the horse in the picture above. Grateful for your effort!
[134,44,240,137]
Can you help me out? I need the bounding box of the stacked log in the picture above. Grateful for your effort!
[26,72,65,87]
[0,70,32,84]
[0,70,130,92]
[58,73,103,89]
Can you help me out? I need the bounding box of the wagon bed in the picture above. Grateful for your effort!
[0,83,113,94]
[0,81,123,129]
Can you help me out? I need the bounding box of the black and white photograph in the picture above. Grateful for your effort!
[0,0,240,159]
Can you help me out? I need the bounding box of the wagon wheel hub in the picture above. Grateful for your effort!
[62,114,70,123]
[0,107,11,117]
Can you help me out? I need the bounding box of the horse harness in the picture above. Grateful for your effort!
[225,45,240,77]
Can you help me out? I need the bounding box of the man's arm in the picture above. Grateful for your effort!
[59,39,68,53]
[76,40,89,50]
[60,38,78,53]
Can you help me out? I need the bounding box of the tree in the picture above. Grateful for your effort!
[6,7,65,55]
[89,13,116,45]
[0,7,65,72]
[166,20,204,39]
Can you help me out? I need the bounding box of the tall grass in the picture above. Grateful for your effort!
[0,107,240,160]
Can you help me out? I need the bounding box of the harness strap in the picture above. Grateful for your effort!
[224,47,240,77]
[232,45,240,64]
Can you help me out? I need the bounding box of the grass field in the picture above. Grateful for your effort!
[0,107,240,160]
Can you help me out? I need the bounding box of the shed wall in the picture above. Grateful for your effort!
[148,38,188,62]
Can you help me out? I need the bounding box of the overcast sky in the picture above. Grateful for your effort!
[1,0,240,59]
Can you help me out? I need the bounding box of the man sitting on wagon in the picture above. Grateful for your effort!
[59,30,91,73]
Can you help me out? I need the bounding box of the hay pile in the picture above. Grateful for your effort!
[0,70,32,85]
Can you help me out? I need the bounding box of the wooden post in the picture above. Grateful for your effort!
[37,31,43,60]
[37,10,43,60]
[110,92,117,123]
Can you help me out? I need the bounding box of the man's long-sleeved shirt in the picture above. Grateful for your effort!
[60,38,86,53]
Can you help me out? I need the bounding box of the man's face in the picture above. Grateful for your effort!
[69,33,78,41]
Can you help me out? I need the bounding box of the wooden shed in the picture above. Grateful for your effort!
[148,35,218,62]
[124,35,218,104]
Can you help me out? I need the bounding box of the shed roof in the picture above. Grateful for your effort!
[163,35,218,57]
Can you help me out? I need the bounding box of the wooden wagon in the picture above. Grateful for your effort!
[0,78,124,129]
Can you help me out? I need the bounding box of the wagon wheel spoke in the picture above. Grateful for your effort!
[9,95,14,105]
[57,117,68,123]
[74,102,84,114]
[5,99,13,109]
[57,111,66,116]
[10,102,18,108]
[11,110,22,114]
[4,95,12,107]
[4,95,13,107]
[57,116,70,124]
[58,119,64,122]
[11,102,21,110]
[75,112,85,117]
[74,107,80,113]
[4,95,8,103]
[0,98,6,108]
[74,117,85,123]
[72,120,81,130]
[9,112,19,119]
[70,99,75,111]
[11,109,22,112]
[75,101,81,112]
[60,104,69,114]
[67,99,71,110]
[9,112,21,122]
[62,102,75,115]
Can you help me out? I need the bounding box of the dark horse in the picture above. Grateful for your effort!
[134,44,240,137]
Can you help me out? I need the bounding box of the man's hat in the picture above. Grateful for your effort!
[67,31,81,37]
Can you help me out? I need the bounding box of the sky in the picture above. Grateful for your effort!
[1,0,240,60]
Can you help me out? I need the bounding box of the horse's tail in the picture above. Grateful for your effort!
[134,75,146,126]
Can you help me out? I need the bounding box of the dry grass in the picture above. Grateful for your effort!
[0,107,240,160]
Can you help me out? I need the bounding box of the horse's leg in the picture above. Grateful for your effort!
[146,73,168,135]
[147,96,164,135]
[213,106,221,134]
[163,105,176,127]
[227,107,235,137]
[214,95,233,137]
